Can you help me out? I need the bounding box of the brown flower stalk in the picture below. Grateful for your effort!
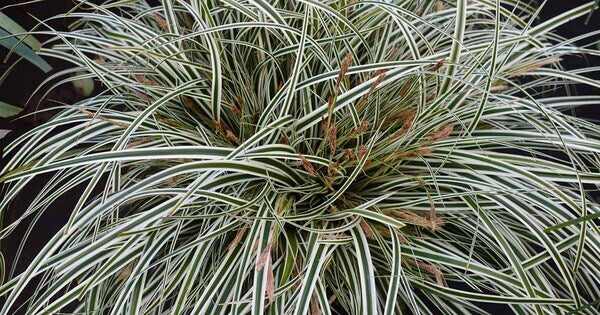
[356,69,388,112]
[325,161,340,189]
[336,53,353,91]
[132,90,150,101]
[77,107,129,128]
[427,194,439,232]
[134,75,159,86]
[356,144,371,173]
[125,137,151,148]
[357,144,368,160]
[310,294,321,315]
[384,111,414,126]
[214,120,226,135]
[182,96,212,125]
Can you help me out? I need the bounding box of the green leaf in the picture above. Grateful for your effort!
[0,100,22,118]
[0,11,41,51]
[0,28,51,72]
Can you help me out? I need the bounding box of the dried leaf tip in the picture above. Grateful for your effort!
[395,211,444,233]
[509,57,562,78]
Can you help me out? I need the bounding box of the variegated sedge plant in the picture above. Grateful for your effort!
[0,0,599,314]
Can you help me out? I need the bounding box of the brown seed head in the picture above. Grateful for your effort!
[328,122,337,154]
[229,226,247,251]
[427,124,454,141]
[431,58,446,72]
[299,154,318,177]
[215,120,226,135]
[151,12,169,30]
[357,144,368,160]
[359,219,375,239]
[117,263,133,282]
[226,130,241,145]
[266,257,275,303]
[256,241,273,271]
[343,148,356,162]
[230,102,242,116]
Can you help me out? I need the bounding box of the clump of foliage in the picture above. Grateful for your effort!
[1,1,600,314]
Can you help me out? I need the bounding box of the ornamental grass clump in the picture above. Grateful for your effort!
[1,1,600,314]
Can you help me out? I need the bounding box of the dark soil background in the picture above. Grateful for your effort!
[0,0,598,314]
